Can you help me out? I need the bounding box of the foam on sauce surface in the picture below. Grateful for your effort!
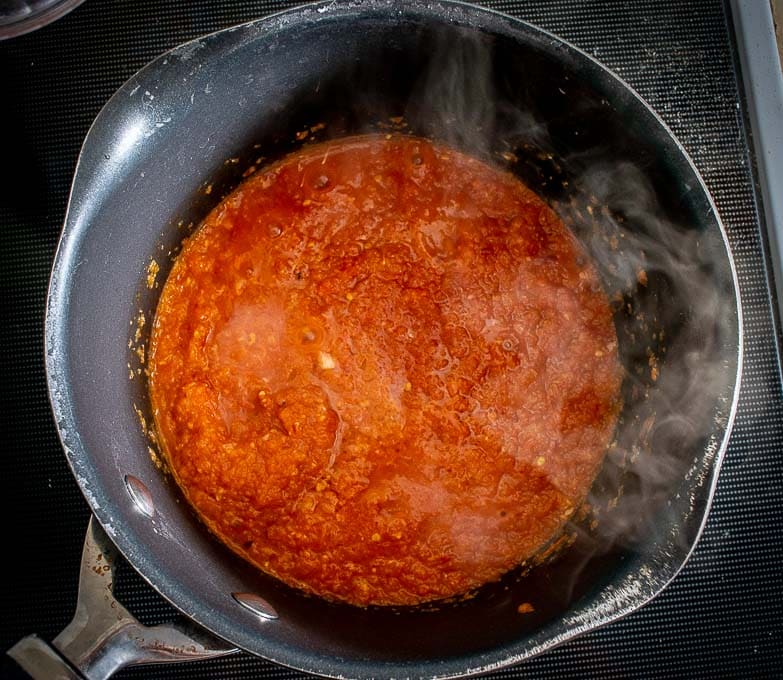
[149,135,622,606]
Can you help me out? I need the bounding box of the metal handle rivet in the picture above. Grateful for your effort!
[232,592,279,620]
[124,475,155,518]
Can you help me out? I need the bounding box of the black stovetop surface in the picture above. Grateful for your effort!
[2,1,781,678]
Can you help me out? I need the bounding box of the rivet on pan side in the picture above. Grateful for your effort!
[124,474,155,518]
[232,592,279,620]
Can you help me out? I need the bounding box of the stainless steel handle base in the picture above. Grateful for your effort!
[6,517,237,680]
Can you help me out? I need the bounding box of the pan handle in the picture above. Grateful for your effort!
[5,517,237,679]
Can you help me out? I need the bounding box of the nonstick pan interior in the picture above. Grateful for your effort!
[45,2,740,677]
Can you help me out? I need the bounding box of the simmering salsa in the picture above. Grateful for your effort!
[149,135,621,606]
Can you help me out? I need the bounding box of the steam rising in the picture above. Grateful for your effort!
[398,26,738,600]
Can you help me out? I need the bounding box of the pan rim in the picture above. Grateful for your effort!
[43,1,744,678]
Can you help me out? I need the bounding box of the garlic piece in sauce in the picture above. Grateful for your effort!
[318,351,336,370]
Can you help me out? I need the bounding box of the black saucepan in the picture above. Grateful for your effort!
[25,1,741,677]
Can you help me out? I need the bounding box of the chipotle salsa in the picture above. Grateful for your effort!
[149,134,622,606]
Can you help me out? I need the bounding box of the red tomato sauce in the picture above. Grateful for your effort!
[149,135,622,606]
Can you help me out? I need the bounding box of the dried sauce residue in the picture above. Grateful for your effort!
[146,259,160,289]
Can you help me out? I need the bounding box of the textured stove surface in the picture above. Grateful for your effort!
[1,1,781,678]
